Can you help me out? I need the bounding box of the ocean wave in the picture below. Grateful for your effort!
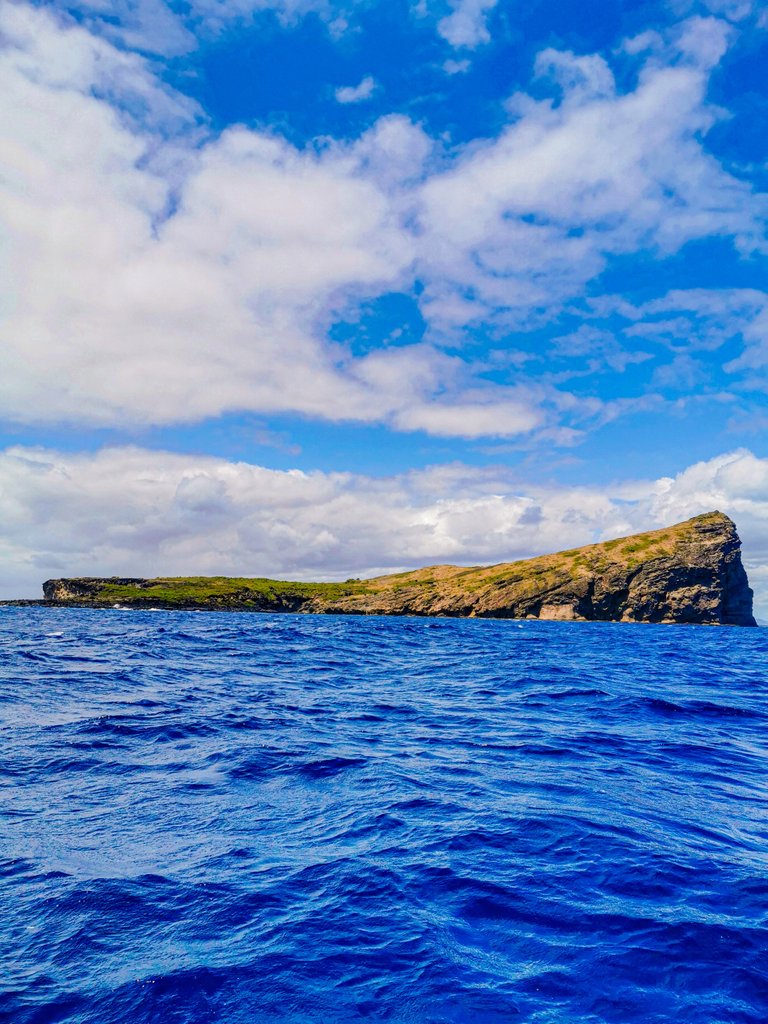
[1,609,767,1023]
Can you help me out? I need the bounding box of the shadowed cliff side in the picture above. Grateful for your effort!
[42,511,756,625]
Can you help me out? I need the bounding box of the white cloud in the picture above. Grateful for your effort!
[335,75,377,104]
[534,47,617,101]
[3,7,545,438]
[442,57,471,74]
[668,0,763,23]
[2,445,767,619]
[46,0,532,56]
[42,0,768,61]
[418,22,768,332]
[186,0,366,36]
[600,288,768,374]
[62,0,197,55]
[0,1,197,127]
[1,4,766,438]
[58,0,358,54]
[393,389,544,437]
[437,0,498,49]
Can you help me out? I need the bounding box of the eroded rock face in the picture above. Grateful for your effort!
[316,512,756,625]
[610,514,755,626]
[42,578,149,602]
[514,513,753,625]
[41,512,757,625]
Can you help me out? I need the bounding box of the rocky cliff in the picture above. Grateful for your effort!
[42,511,756,625]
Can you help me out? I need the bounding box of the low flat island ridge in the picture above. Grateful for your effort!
[39,512,756,625]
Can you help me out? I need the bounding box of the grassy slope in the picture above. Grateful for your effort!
[96,576,366,605]
[92,512,725,610]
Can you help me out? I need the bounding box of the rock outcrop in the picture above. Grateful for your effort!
[42,512,757,625]
[43,578,151,603]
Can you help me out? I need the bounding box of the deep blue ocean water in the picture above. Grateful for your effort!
[1,608,767,1024]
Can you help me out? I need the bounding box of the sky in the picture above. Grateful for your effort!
[1,0,768,616]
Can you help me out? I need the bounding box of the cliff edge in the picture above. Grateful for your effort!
[42,511,756,625]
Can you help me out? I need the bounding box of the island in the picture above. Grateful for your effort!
[39,511,756,626]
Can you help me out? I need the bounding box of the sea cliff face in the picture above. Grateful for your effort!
[42,512,756,625]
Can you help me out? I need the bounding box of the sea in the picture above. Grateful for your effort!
[1,607,767,1024]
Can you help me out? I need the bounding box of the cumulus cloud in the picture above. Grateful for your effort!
[2,445,767,617]
[335,75,377,104]
[437,0,498,48]
[1,4,766,438]
[0,4,546,438]
[2,7,533,437]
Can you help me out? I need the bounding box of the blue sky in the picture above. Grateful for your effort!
[1,0,768,613]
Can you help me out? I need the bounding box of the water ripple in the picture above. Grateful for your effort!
[1,608,767,1023]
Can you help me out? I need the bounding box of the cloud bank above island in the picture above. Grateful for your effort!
[2,444,767,617]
